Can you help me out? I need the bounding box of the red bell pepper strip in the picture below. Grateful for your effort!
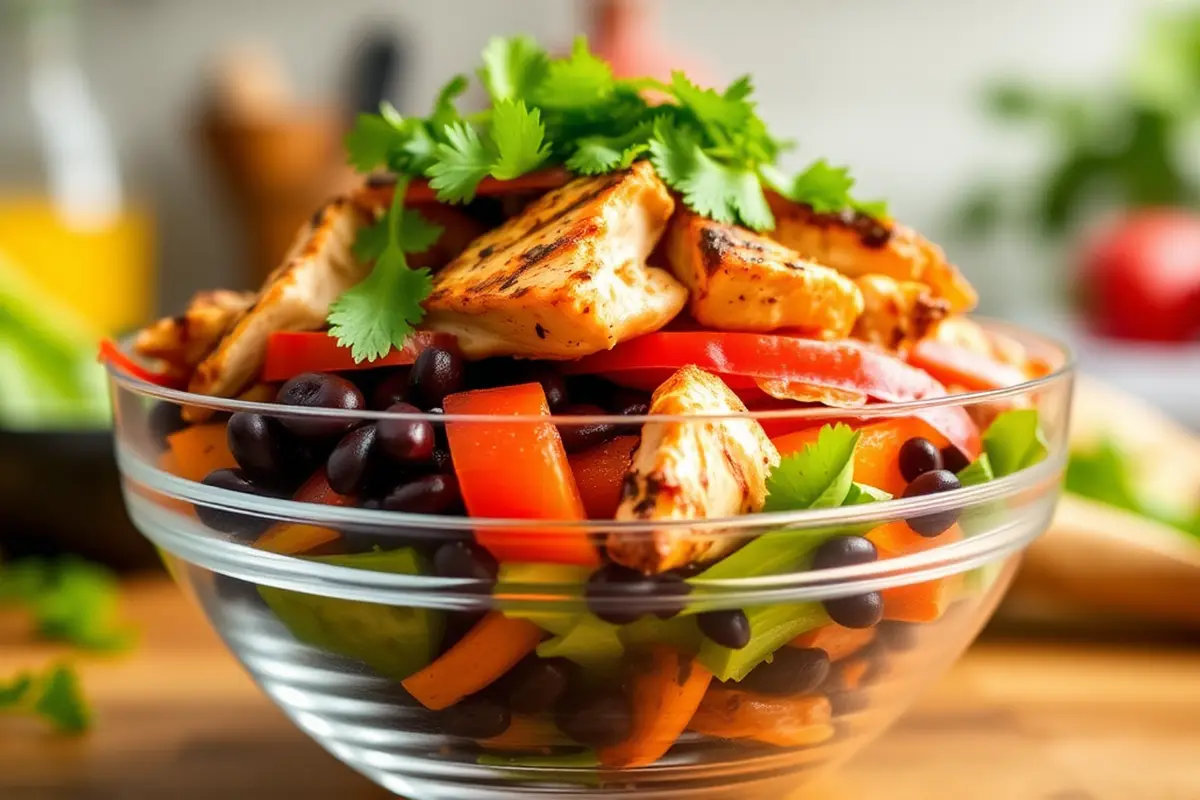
[261,331,458,382]
[568,435,640,519]
[97,339,184,388]
[908,339,1029,392]
[444,383,597,566]
[563,332,981,456]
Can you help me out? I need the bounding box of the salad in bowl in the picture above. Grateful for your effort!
[104,36,1072,799]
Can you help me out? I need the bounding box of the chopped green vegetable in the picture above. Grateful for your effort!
[0,557,134,652]
[618,615,703,654]
[982,408,1049,477]
[258,548,443,681]
[957,453,995,487]
[537,615,624,672]
[0,663,91,735]
[697,601,829,683]
[763,423,860,512]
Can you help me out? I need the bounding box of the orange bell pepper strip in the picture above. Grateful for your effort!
[402,612,544,711]
[881,574,964,623]
[788,623,877,662]
[568,435,639,520]
[773,417,953,497]
[868,521,965,558]
[254,470,355,556]
[908,339,1029,393]
[161,424,238,483]
[688,688,834,748]
[597,646,712,769]
[444,383,597,566]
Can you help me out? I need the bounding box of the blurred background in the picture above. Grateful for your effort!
[0,0,1198,629]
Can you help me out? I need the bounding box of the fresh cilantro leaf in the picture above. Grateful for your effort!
[427,122,495,203]
[854,198,890,218]
[356,208,445,263]
[788,159,856,213]
[983,409,1048,477]
[329,181,438,362]
[0,673,33,706]
[479,35,548,103]
[490,100,550,179]
[352,218,389,263]
[764,424,860,512]
[34,664,90,734]
[669,72,753,139]
[647,118,699,188]
[0,664,90,735]
[344,112,407,172]
[430,74,469,127]
[0,558,134,652]
[726,168,775,230]
[845,482,893,504]
[957,453,995,487]
[532,36,615,110]
[566,140,648,174]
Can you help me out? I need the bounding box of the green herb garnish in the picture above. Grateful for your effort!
[0,663,91,734]
[335,35,886,362]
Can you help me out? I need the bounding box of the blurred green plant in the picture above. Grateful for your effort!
[1067,440,1200,539]
[958,7,1200,239]
[0,556,136,735]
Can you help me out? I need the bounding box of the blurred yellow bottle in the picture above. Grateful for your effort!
[0,198,153,336]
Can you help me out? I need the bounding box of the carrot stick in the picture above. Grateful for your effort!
[688,688,834,748]
[869,521,964,557]
[162,424,238,483]
[881,574,963,623]
[402,613,544,711]
[788,623,876,662]
[568,435,639,519]
[479,714,574,754]
[597,647,712,769]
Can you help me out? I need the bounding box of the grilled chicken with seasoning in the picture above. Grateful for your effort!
[663,210,864,337]
[608,365,780,574]
[765,192,978,314]
[134,289,255,371]
[188,198,371,401]
[422,162,687,360]
[852,274,950,352]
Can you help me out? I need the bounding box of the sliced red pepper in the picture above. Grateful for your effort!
[98,339,184,388]
[444,383,597,566]
[261,331,457,382]
[908,339,1029,392]
[568,435,640,519]
[564,332,981,456]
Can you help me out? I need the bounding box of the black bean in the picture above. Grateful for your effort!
[426,406,448,448]
[370,370,412,411]
[584,564,658,624]
[529,369,569,412]
[504,657,572,714]
[876,621,922,651]
[381,473,462,515]
[437,695,511,739]
[812,536,878,571]
[898,437,943,482]
[276,373,365,438]
[557,404,618,453]
[741,647,831,696]
[609,387,651,417]
[902,469,963,537]
[555,690,632,748]
[823,592,883,629]
[326,424,378,495]
[940,445,972,475]
[653,573,692,620]
[698,609,752,650]
[409,347,464,410]
[433,540,498,582]
[227,412,300,486]
[377,402,435,464]
[195,468,278,536]
[147,402,185,451]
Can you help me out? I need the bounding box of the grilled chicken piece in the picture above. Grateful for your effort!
[664,210,863,336]
[188,197,369,400]
[608,365,779,574]
[765,193,978,314]
[422,162,687,359]
[134,290,255,371]
[852,274,950,352]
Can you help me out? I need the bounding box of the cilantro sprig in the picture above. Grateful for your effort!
[0,663,91,734]
[336,34,888,362]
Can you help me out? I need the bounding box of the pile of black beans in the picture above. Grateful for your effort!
[188,348,650,542]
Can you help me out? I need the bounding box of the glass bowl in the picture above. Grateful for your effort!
[106,323,1072,799]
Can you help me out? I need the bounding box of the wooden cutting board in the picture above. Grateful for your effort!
[2,580,1199,800]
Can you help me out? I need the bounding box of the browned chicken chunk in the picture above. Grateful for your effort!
[134,289,255,371]
[852,274,950,352]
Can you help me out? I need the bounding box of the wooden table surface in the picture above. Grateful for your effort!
[2,579,1199,800]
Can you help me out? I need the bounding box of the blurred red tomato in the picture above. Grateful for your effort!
[1080,209,1200,342]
